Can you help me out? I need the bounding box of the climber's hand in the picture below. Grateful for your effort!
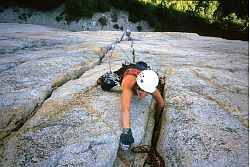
[120,128,134,152]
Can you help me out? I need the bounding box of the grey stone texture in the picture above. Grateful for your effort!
[0,23,248,167]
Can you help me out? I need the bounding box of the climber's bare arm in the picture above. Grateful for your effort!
[152,89,165,119]
[121,75,136,128]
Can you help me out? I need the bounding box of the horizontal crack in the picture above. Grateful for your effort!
[190,67,248,96]
[188,88,248,128]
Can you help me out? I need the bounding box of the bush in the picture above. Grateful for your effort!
[98,16,107,27]
[113,24,119,29]
[56,15,61,22]
[111,8,118,22]
[223,13,248,29]
[137,25,143,32]
[65,0,111,20]
[17,10,33,21]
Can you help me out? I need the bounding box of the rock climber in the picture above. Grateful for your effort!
[97,61,165,152]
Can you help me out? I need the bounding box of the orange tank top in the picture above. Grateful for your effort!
[122,68,141,81]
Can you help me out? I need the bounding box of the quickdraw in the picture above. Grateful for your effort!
[131,145,165,167]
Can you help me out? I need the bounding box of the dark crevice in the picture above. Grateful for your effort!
[147,76,166,166]
[0,61,27,73]
[98,45,112,65]
[149,78,166,150]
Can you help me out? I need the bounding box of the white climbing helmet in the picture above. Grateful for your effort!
[136,70,159,93]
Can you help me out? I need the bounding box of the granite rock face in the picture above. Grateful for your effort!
[0,23,248,167]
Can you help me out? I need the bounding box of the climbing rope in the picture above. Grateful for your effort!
[108,29,136,72]
[132,145,165,167]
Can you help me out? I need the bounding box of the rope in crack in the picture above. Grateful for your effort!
[132,145,165,167]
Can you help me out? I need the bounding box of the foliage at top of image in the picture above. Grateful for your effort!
[64,0,111,20]
[119,0,248,40]
[140,0,248,28]
[0,0,248,40]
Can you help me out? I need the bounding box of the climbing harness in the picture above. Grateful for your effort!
[98,29,153,91]
[97,71,121,91]
[97,60,153,91]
